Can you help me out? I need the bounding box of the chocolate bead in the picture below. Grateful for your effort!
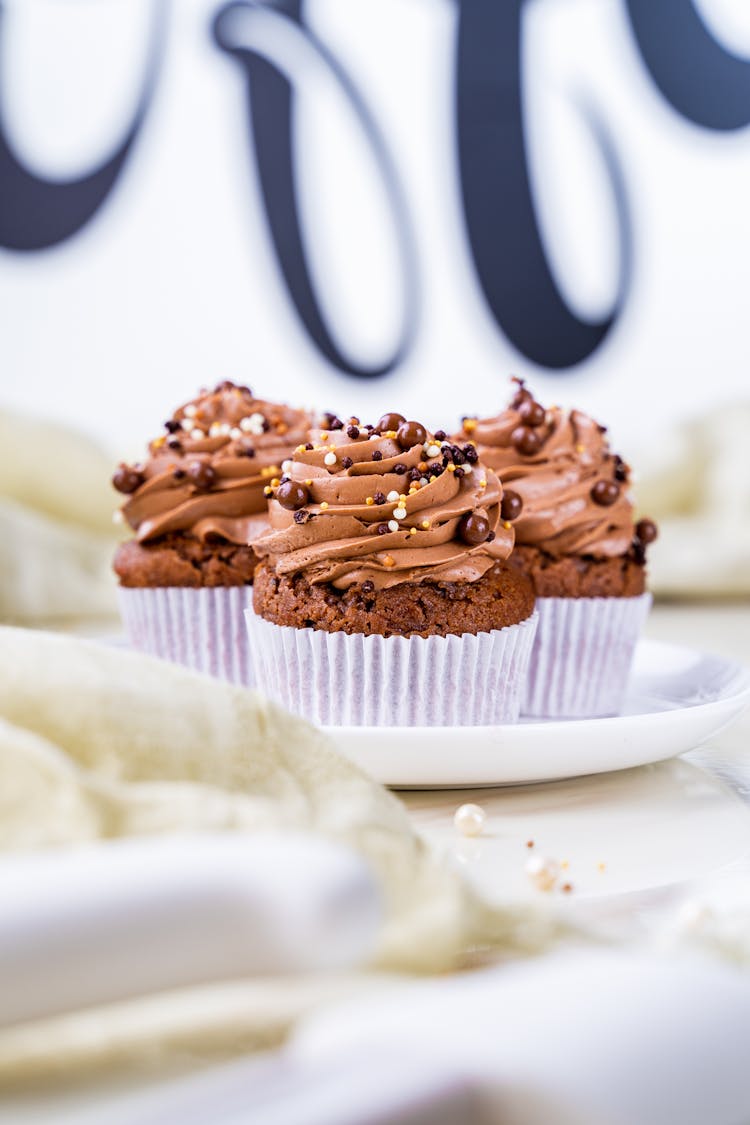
[511,425,543,456]
[458,512,490,546]
[591,480,620,506]
[393,463,407,475]
[377,522,389,535]
[173,468,186,481]
[500,490,523,521]
[636,518,658,545]
[112,464,143,494]
[323,413,344,430]
[462,444,479,463]
[396,420,428,450]
[372,449,383,461]
[164,419,181,433]
[631,537,646,565]
[187,461,216,491]
[293,508,310,524]
[518,400,545,428]
[166,437,182,451]
[376,412,405,434]
[341,456,353,469]
[361,580,375,594]
[434,430,447,441]
[613,455,629,482]
[277,480,310,510]
[346,425,360,440]
[373,491,386,505]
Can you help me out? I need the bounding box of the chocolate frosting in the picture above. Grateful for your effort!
[253,423,516,590]
[458,393,636,559]
[118,383,312,545]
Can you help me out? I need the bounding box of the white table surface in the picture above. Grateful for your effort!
[400,602,750,935]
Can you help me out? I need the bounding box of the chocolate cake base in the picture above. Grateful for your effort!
[508,545,646,599]
[114,535,259,589]
[253,561,535,637]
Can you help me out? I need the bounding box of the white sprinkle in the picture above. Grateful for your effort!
[425,443,441,458]
[324,451,337,466]
[525,856,560,892]
[184,405,197,418]
[180,419,193,432]
[461,464,473,476]
[230,427,242,441]
[419,477,429,487]
[281,460,293,473]
[240,412,266,436]
[387,519,399,532]
[453,803,486,837]
[393,506,407,520]
[190,429,204,441]
[112,510,124,525]
[209,422,223,437]
[386,490,400,503]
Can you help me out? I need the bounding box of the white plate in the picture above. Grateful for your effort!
[324,640,750,789]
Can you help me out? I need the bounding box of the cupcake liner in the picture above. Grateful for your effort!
[522,594,652,719]
[244,609,538,727]
[118,586,254,686]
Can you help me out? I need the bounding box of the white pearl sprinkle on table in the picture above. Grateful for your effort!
[453,803,486,837]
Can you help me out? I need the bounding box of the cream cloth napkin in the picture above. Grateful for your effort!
[635,403,750,597]
[0,411,118,624]
[0,626,567,1089]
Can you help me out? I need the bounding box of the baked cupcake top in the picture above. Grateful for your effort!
[457,380,651,560]
[253,411,520,590]
[113,381,312,545]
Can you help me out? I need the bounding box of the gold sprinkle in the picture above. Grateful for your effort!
[418,462,427,472]
[270,478,280,488]
[503,520,512,530]
[153,436,166,448]
[383,555,396,567]
[409,486,418,495]
[296,444,306,453]
[575,443,585,453]
[385,430,397,439]
[463,418,477,433]
[409,527,417,536]
[276,422,288,435]
[263,486,272,496]
[305,479,313,487]
[479,479,487,489]
[366,497,374,505]
[320,501,329,510]
[319,432,329,442]
[421,520,430,530]
[446,463,456,473]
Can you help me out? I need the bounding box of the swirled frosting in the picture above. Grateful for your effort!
[457,383,636,559]
[116,382,312,545]
[253,416,517,590]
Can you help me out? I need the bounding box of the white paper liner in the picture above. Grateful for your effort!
[118,586,254,686]
[522,594,652,719]
[245,610,538,727]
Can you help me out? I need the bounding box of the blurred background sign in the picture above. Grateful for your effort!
[0,0,748,452]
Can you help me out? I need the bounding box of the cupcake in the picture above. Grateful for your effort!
[113,380,311,683]
[458,380,657,717]
[245,412,537,726]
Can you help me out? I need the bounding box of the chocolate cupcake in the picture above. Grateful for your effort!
[113,381,311,683]
[458,381,656,717]
[246,412,537,726]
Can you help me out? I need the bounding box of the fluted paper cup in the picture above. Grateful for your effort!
[522,594,652,719]
[245,609,538,726]
[118,586,254,686]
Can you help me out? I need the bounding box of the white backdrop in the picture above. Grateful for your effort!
[0,0,749,459]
